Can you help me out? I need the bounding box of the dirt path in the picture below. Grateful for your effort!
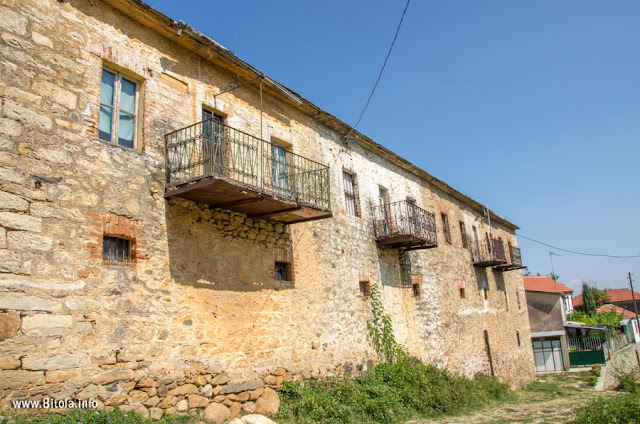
[408,371,620,424]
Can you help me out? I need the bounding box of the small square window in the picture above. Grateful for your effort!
[459,287,466,299]
[412,283,421,298]
[102,236,132,263]
[359,281,371,298]
[275,262,290,281]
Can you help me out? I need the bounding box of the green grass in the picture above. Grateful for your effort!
[276,355,514,424]
[566,393,640,424]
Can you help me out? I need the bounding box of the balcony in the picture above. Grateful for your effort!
[471,237,508,267]
[371,201,438,250]
[494,244,524,271]
[164,119,331,224]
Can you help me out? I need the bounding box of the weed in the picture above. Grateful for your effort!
[567,393,640,424]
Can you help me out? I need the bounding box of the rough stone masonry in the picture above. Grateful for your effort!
[0,0,535,421]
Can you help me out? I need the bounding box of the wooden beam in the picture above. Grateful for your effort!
[208,196,265,209]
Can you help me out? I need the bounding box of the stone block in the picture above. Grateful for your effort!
[149,407,163,421]
[22,313,73,335]
[0,7,27,35]
[31,32,53,48]
[167,383,197,396]
[31,81,77,109]
[92,369,133,384]
[0,293,61,312]
[0,357,19,370]
[219,379,262,395]
[254,388,280,415]
[175,398,188,412]
[211,373,229,385]
[2,100,52,131]
[0,212,41,232]
[0,191,28,212]
[203,403,230,423]
[45,369,79,383]
[0,227,5,249]
[0,312,20,340]
[241,415,278,424]
[188,393,208,408]
[22,353,88,370]
[0,370,45,390]
[8,231,53,251]
[0,119,22,137]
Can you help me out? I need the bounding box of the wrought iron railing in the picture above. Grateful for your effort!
[509,245,522,268]
[165,119,330,210]
[470,236,507,265]
[371,200,437,245]
[568,337,603,351]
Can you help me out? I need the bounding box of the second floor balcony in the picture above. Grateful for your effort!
[372,200,438,250]
[471,237,508,267]
[494,244,524,271]
[164,119,331,224]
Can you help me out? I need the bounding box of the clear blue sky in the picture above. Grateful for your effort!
[145,0,640,294]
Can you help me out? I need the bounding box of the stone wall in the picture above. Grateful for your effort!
[0,0,535,420]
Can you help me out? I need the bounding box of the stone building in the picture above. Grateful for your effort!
[0,0,535,418]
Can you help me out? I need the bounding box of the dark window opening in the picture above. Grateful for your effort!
[412,283,421,298]
[102,236,132,263]
[359,280,371,298]
[460,287,466,299]
[441,213,451,245]
[516,331,521,347]
[483,288,488,300]
[459,221,468,248]
[275,261,290,281]
[516,291,522,310]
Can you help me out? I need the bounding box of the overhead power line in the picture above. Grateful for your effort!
[518,234,640,259]
[352,0,411,130]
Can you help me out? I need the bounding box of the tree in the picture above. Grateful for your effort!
[581,281,610,316]
[583,282,598,316]
[549,272,560,281]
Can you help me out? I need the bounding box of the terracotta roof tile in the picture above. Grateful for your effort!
[573,288,640,307]
[597,304,639,319]
[523,276,573,294]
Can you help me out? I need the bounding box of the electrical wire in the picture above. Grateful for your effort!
[352,0,411,131]
[518,234,640,259]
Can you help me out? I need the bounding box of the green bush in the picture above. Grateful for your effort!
[276,355,513,424]
[568,394,640,424]
[615,367,640,394]
[586,375,598,386]
[11,408,147,424]
[591,364,601,377]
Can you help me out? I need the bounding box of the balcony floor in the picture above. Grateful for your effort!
[165,176,332,224]
[493,263,526,271]
[474,259,508,267]
[376,234,437,250]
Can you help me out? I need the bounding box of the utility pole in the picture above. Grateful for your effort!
[628,272,640,368]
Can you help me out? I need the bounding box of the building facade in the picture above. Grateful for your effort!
[523,276,572,372]
[0,0,535,418]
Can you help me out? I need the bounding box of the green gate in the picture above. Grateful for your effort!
[569,349,606,367]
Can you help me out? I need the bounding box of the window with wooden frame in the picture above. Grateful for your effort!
[459,221,468,248]
[99,68,139,149]
[441,213,451,245]
[102,235,132,264]
[343,171,360,217]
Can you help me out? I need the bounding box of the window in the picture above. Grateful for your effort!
[102,236,132,263]
[412,282,421,298]
[275,261,290,281]
[483,288,488,300]
[270,141,290,193]
[343,171,360,217]
[202,108,225,174]
[516,331,521,347]
[99,68,138,148]
[441,213,451,245]
[459,221,468,248]
[459,287,466,299]
[359,280,371,298]
[516,291,522,310]
[378,186,389,208]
